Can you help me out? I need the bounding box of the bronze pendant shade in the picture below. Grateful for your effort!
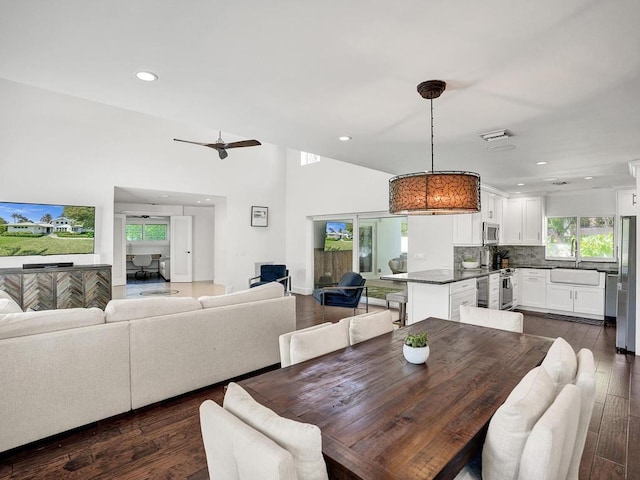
[389,80,481,215]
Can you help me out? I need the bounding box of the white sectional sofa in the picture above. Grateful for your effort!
[0,283,295,453]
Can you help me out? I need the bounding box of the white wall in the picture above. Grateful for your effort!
[546,190,616,216]
[285,149,391,294]
[0,78,287,292]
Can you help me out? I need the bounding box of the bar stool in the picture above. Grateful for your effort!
[386,290,407,326]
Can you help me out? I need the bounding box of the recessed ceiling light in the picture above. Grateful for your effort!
[517,183,525,186]
[536,161,547,165]
[542,177,558,182]
[196,200,202,204]
[135,71,158,82]
[487,144,515,152]
[338,136,352,142]
[160,194,170,198]
[205,198,211,201]
[584,176,593,180]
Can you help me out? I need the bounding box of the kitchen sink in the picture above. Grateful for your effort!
[549,268,600,285]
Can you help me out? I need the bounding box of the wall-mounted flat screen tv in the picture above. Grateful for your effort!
[0,202,95,257]
[324,221,353,251]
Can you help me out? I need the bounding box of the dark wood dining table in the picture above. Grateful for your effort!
[239,317,553,480]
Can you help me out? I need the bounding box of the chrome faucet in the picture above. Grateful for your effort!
[570,239,578,267]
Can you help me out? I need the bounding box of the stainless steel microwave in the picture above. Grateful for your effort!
[483,222,499,245]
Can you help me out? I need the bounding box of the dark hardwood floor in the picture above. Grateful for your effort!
[0,296,638,480]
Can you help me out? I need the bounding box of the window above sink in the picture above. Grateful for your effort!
[546,216,615,263]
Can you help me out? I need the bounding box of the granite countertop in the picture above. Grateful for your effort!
[511,264,618,274]
[380,267,503,285]
[381,263,619,285]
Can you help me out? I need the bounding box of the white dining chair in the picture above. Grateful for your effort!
[289,322,349,365]
[199,399,297,480]
[567,348,596,480]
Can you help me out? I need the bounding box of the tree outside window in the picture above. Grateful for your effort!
[546,216,614,261]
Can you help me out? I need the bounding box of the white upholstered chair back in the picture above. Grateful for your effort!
[567,348,596,480]
[199,400,297,480]
[348,310,395,344]
[288,322,349,365]
[278,323,332,368]
[518,383,582,480]
[459,305,524,333]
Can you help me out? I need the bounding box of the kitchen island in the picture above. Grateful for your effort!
[381,268,503,324]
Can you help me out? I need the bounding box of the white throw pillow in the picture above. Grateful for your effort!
[290,321,349,365]
[223,382,328,480]
[0,307,105,340]
[482,366,556,480]
[104,296,202,322]
[199,282,283,309]
[348,310,394,344]
[541,337,577,389]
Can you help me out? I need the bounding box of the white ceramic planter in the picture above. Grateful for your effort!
[403,344,430,364]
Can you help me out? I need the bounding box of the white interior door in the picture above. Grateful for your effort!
[112,214,126,286]
[170,215,193,282]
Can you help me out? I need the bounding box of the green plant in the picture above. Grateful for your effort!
[404,331,428,348]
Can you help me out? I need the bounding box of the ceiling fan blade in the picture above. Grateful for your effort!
[174,138,222,149]
[218,148,228,160]
[223,139,262,149]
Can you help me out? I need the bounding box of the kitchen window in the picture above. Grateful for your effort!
[546,216,615,261]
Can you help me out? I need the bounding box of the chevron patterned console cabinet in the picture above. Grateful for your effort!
[0,265,111,311]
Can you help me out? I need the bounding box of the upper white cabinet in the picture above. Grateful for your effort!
[454,190,503,246]
[617,189,637,216]
[503,197,545,245]
[452,212,482,245]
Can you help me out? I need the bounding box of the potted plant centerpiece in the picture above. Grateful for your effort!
[403,331,430,364]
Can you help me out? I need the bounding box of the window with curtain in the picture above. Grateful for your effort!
[546,216,615,261]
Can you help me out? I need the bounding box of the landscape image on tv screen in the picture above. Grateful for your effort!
[324,221,353,251]
[0,202,95,257]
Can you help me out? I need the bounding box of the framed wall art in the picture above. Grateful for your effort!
[251,206,268,227]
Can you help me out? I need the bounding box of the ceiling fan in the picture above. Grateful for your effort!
[173,131,261,159]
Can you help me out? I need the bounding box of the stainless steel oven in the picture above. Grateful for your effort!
[499,268,515,310]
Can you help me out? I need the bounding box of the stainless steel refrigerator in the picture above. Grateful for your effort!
[616,216,636,354]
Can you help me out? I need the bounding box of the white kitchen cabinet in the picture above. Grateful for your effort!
[408,278,477,324]
[452,212,482,246]
[503,197,544,245]
[488,273,500,310]
[520,269,547,308]
[617,189,637,216]
[545,275,605,317]
[481,191,497,222]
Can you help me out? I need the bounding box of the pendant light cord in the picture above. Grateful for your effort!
[430,98,435,173]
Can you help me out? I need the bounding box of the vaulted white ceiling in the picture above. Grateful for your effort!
[2,0,639,196]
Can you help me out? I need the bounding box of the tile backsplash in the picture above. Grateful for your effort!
[453,245,617,270]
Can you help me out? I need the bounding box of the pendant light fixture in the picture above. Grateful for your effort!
[389,80,480,215]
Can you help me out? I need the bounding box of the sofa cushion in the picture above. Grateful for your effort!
[223,382,328,480]
[290,321,349,365]
[104,297,202,323]
[348,310,395,344]
[0,295,23,314]
[199,282,283,309]
[0,307,104,340]
[541,337,577,389]
[482,366,556,480]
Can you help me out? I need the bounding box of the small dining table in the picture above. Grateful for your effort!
[239,317,553,480]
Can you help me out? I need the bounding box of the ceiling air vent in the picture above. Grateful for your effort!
[552,181,569,185]
[478,129,513,142]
